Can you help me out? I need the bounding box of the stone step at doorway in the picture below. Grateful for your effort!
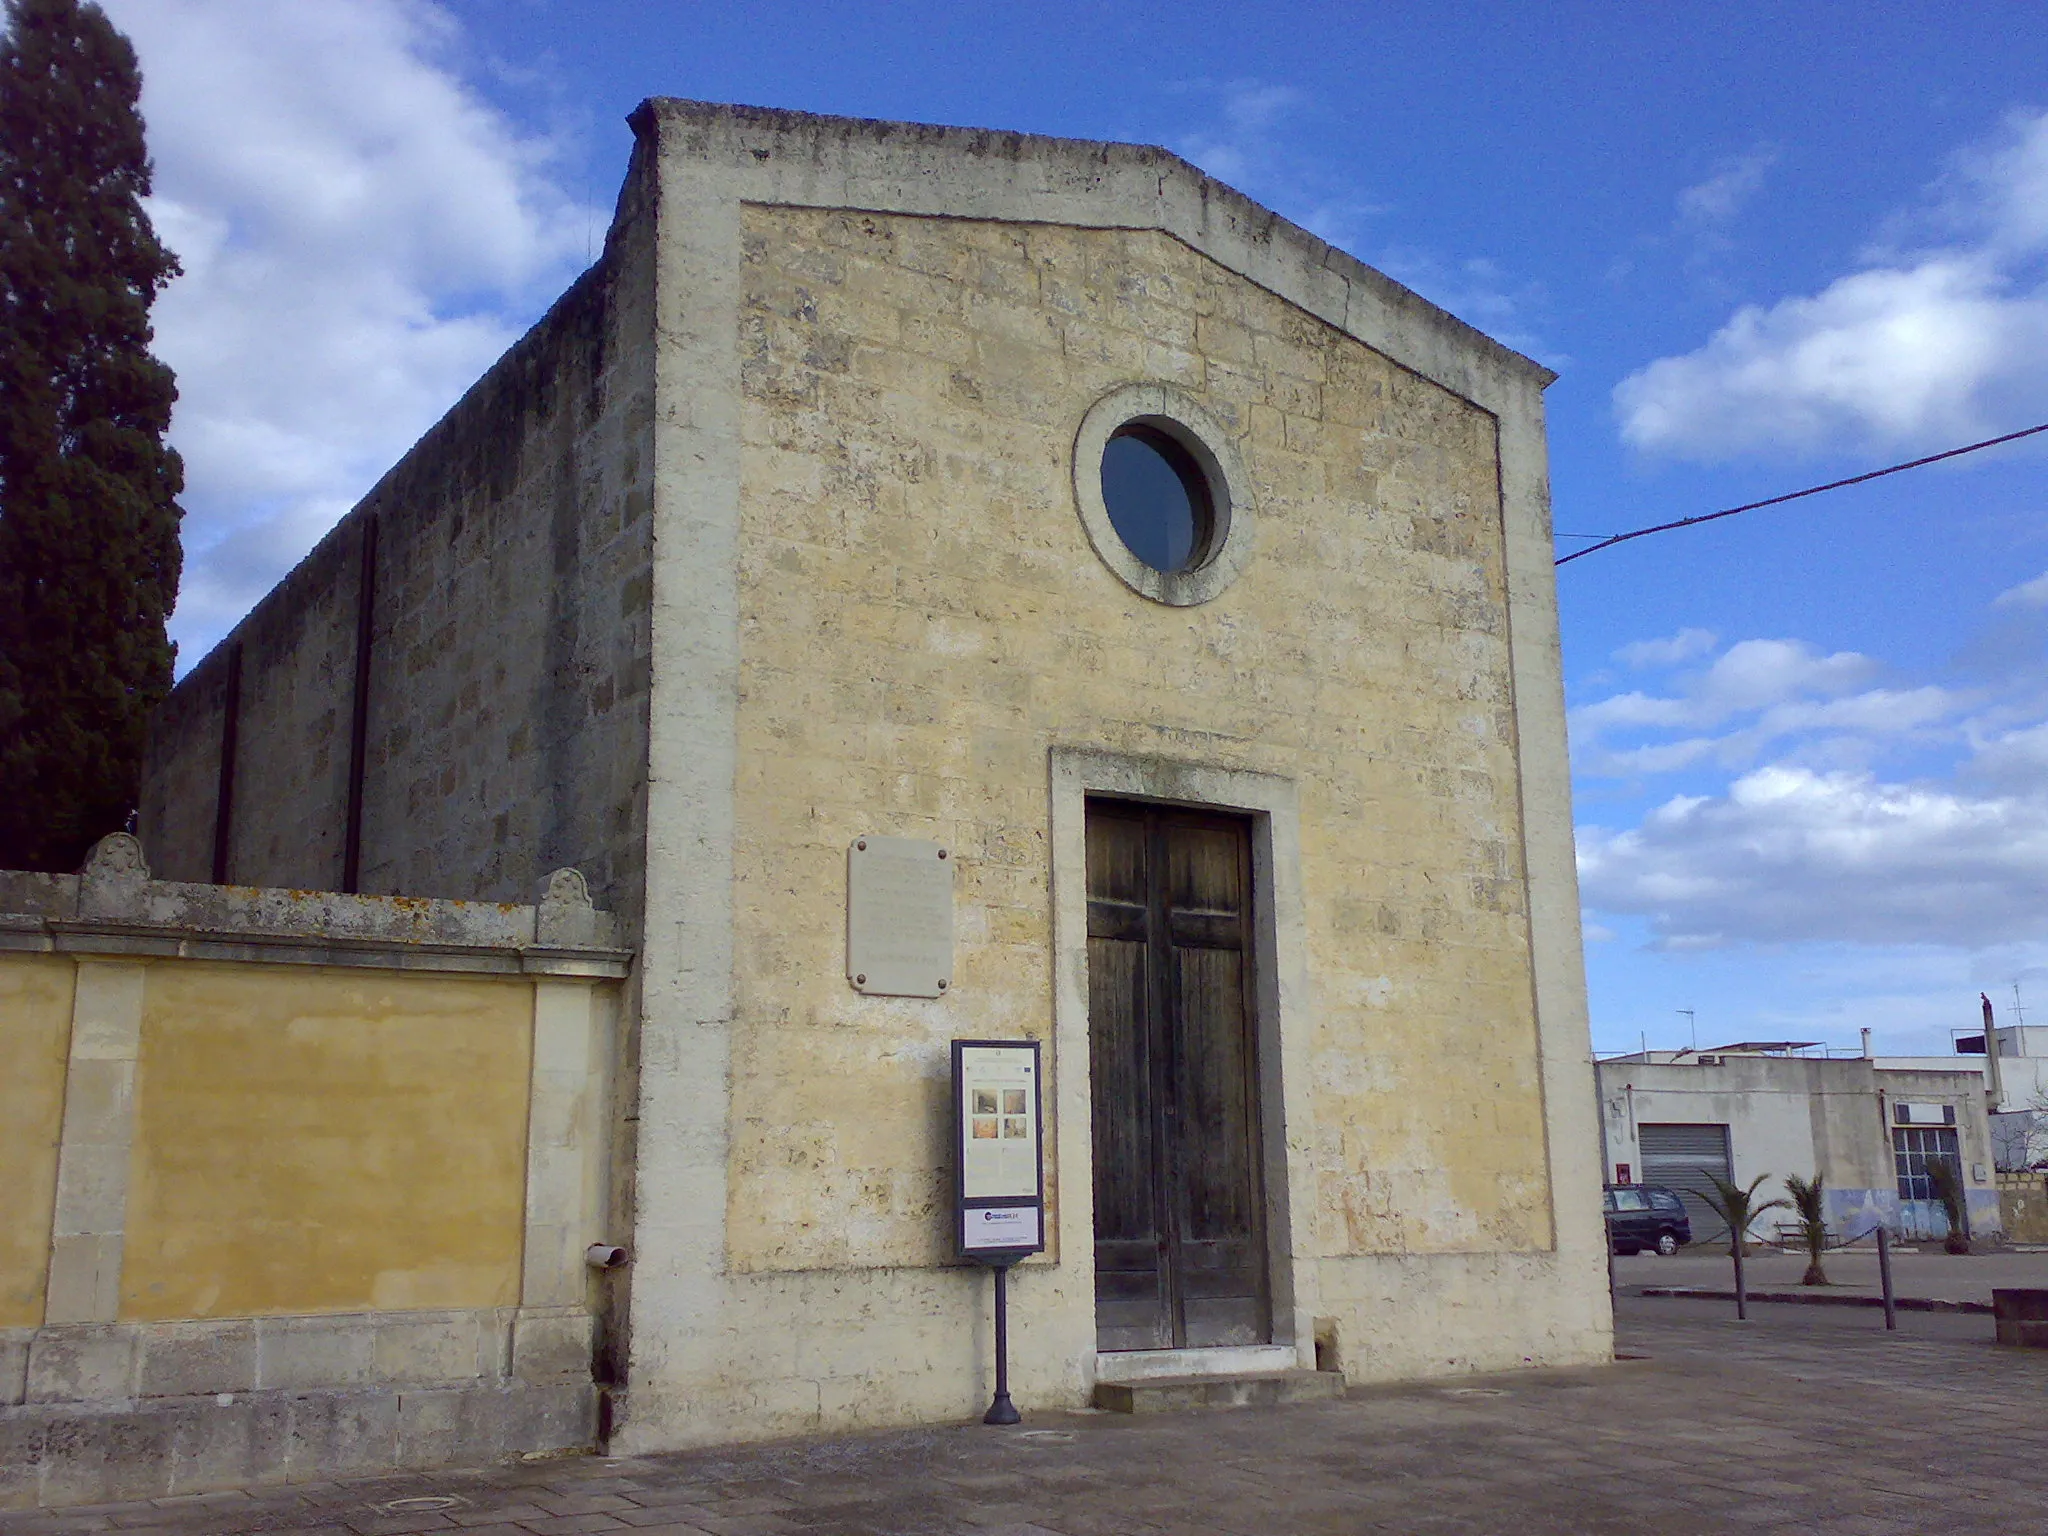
[1093,1368,1346,1413]
[1092,1343,1344,1414]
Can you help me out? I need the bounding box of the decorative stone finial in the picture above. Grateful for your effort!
[535,867,597,947]
[78,832,150,919]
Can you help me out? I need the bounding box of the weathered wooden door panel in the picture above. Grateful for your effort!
[1087,810,1166,1350]
[1087,801,1269,1352]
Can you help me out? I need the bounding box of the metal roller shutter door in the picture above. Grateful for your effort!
[1638,1123,1733,1243]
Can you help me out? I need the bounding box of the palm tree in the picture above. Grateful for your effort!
[1783,1173,1829,1286]
[1692,1172,1791,1320]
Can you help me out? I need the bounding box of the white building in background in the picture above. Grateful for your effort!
[1881,1021,2048,1171]
[1595,1042,2001,1244]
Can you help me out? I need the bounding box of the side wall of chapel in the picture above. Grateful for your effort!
[141,148,663,920]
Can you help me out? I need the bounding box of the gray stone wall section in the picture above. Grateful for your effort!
[137,651,232,882]
[141,153,662,917]
[1,1306,596,1509]
[227,538,360,889]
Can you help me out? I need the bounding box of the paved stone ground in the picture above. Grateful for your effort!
[7,1297,2046,1536]
[1615,1243,2048,1304]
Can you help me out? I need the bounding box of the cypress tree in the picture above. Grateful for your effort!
[0,0,183,872]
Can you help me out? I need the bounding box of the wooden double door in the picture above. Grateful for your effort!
[1087,801,1271,1352]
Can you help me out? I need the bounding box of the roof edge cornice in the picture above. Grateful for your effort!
[630,97,1557,400]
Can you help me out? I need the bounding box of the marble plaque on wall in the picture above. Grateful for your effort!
[846,835,953,997]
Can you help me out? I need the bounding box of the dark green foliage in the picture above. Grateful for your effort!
[1783,1172,1828,1285]
[0,0,182,871]
[1926,1158,1971,1254]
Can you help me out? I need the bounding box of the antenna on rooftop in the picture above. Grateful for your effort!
[1679,1009,1696,1052]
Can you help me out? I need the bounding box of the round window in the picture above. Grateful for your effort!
[1073,385,1255,606]
[1100,426,1215,574]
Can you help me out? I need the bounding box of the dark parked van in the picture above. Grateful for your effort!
[1603,1184,1693,1256]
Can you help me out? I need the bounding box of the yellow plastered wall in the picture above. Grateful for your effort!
[120,963,533,1321]
[0,954,75,1326]
[727,209,1550,1272]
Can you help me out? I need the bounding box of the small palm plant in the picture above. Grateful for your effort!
[1782,1173,1829,1286]
[1693,1172,1791,1320]
[1926,1157,1971,1255]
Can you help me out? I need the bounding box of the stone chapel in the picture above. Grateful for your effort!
[138,99,1611,1451]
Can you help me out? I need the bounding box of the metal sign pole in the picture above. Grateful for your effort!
[984,1260,1020,1425]
[951,1039,1044,1429]
[1877,1226,1897,1331]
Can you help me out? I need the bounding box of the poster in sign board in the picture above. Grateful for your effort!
[952,1039,1044,1260]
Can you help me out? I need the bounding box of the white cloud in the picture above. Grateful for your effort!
[1578,760,2048,949]
[1574,638,1905,754]
[1974,720,2048,787]
[1166,81,1558,364]
[1173,82,1302,189]
[1577,618,2048,953]
[1616,109,2048,459]
[1677,146,1778,228]
[1575,628,1987,788]
[1996,570,2048,609]
[1371,248,1552,361]
[107,0,595,664]
[1171,80,1383,256]
[1166,81,1557,358]
[1615,627,1717,669]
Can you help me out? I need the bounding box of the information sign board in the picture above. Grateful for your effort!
[952,1038,1045,1261]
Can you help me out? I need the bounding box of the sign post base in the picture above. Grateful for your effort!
[982,1260,1021,1426]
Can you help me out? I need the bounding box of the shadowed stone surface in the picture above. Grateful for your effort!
[1092,1370,1344,1413]
[6,1299,2045,1534]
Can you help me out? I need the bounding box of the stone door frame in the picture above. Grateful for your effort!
[1048,747,1320,1377]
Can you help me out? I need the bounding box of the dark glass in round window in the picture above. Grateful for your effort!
[1099,425,1214,575]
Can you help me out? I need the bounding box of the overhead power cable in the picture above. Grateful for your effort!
[1555,421,2048,567]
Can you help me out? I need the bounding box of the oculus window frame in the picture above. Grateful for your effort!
[1073,384,1256,607]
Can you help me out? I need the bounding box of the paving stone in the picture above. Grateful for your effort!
[11,1301,2048,1534]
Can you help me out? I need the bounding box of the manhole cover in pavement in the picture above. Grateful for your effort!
[1015,1429,1076,1442]
[1441,1387,1508,1398]
[376,1496,466,1513]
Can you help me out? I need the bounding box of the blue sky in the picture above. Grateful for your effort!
[104,1,2048,1056]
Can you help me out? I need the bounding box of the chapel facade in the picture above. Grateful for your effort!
[140,99,1611,1450]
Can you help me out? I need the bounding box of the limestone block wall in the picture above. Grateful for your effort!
[622,100,1608,1454]
[0,839,630,1509]
[714,204,1565,1391]
[137,650,236,883]
[726,206,1548,1271]
[1999,1173,2048,1244]
[142,145,663,917]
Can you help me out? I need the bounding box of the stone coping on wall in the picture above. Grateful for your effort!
[638,97,1559,404]
[0,835,632,977]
